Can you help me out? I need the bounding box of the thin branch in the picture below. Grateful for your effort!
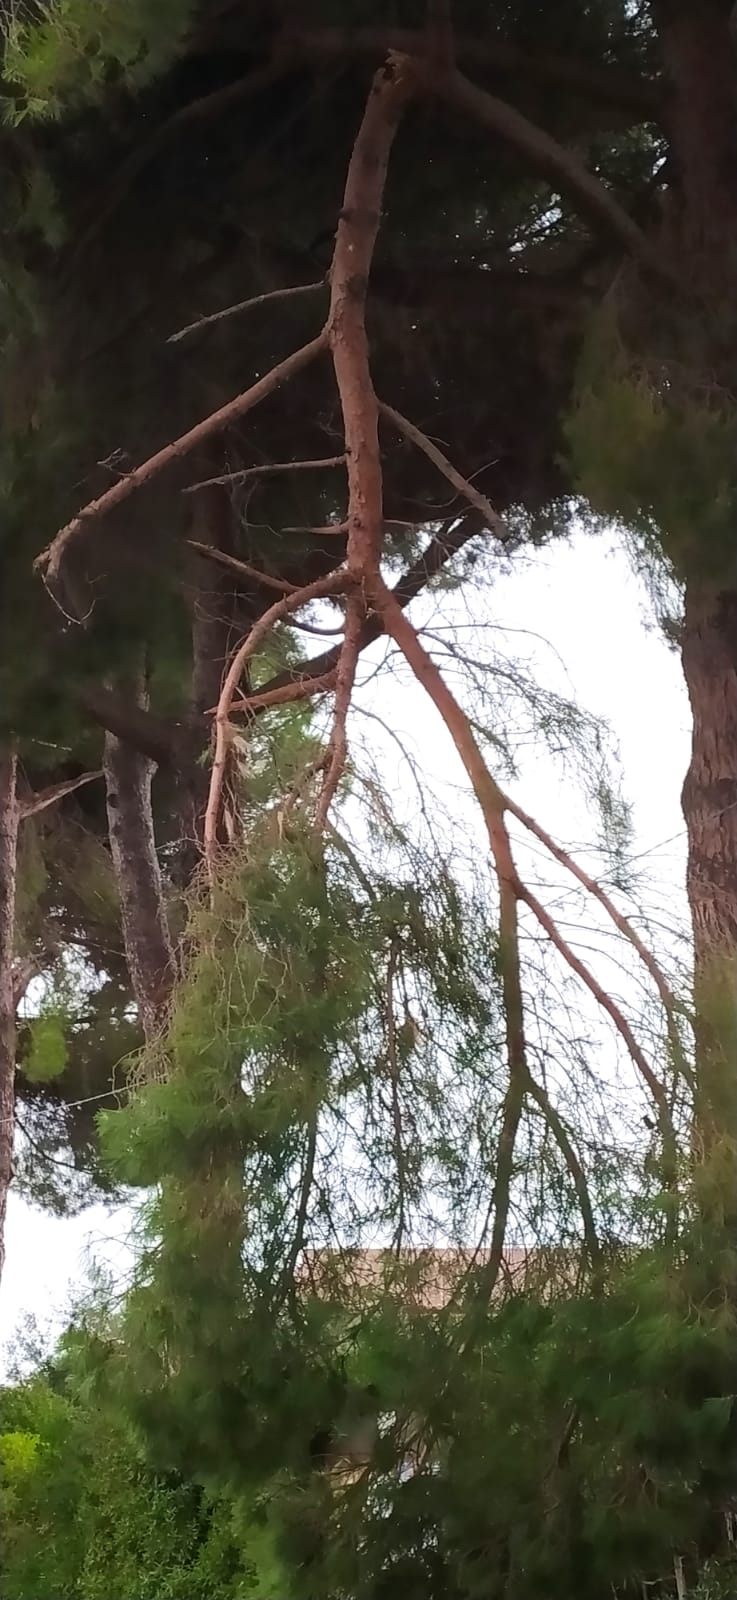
[185,454,346,492]
[204,569,348,877]
[525,1075,601,1267]
[188,540,298,594]
[19,769,102,820]
[430,66,674,282]
[35,334,328,585]
[167,281,326,344]
[378,401,510,541]
[225,672,337,717]
[516,876,678,1187]
[506,793,693,1083]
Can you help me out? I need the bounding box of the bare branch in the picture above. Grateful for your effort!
[19,769,102,820]
[282,521,349,537]
[167,281,326,344]
[0,749,19,1283]
[185,454,346,492]
[187,541,298,594]
[35,334,328,586]
[379,401,510,540]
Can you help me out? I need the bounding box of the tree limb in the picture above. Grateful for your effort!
[35,333,328,586]
[19,769,102,820]
[188,540,299,593]
[168,281,326,344]
[378,401,510,540]
[185,454,346,492]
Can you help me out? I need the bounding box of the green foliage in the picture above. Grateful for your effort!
[566,306,737,583]
[2,0,196,122]
[0,1341,290,1600]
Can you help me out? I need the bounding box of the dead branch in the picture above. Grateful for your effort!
[187,541,298,594]
[35,333,328,586]
[19,769,103,820]
[378,401,510,540]
[185,454,346,492]
[167,281,326,344]
[204,569,348,877]
[0,749,19,1283]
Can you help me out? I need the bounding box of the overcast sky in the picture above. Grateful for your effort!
[0,527,691,1366]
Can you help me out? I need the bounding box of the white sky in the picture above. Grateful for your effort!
[0,527,691,1367]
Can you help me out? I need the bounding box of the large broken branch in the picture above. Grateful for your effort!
[35,334,327,586]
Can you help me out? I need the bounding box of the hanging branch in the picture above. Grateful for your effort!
[0,748,19,1285]
[385,938,408,1255]
[35,333,328,587]
[525,1075,601,1267]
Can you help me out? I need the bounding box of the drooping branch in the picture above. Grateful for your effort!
[525,1074,601,1267]
[378,401,510,540]
[35,334,328,586]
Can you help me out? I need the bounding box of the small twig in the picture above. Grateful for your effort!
[378,400,510,541]
[167,280,327,344]
[204,569,348,877]
[184,454,346,492]
[188,540,298,593]
[35,333,328,585]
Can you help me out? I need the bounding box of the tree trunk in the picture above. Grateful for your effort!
[104,708,175,1047]
[0,748,19,1283]
[655,3,737,1178]
[680,585,737,1172]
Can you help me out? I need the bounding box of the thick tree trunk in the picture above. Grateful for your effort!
[104,717,175,1046]
[0,748,19,1284]
[655,3,737,1175]
[680,585,737,1164]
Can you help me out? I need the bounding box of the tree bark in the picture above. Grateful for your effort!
[0,748,19,1284]
[680,586,737,1161]
[654,4,737,1179]
[104,704,175,1047]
